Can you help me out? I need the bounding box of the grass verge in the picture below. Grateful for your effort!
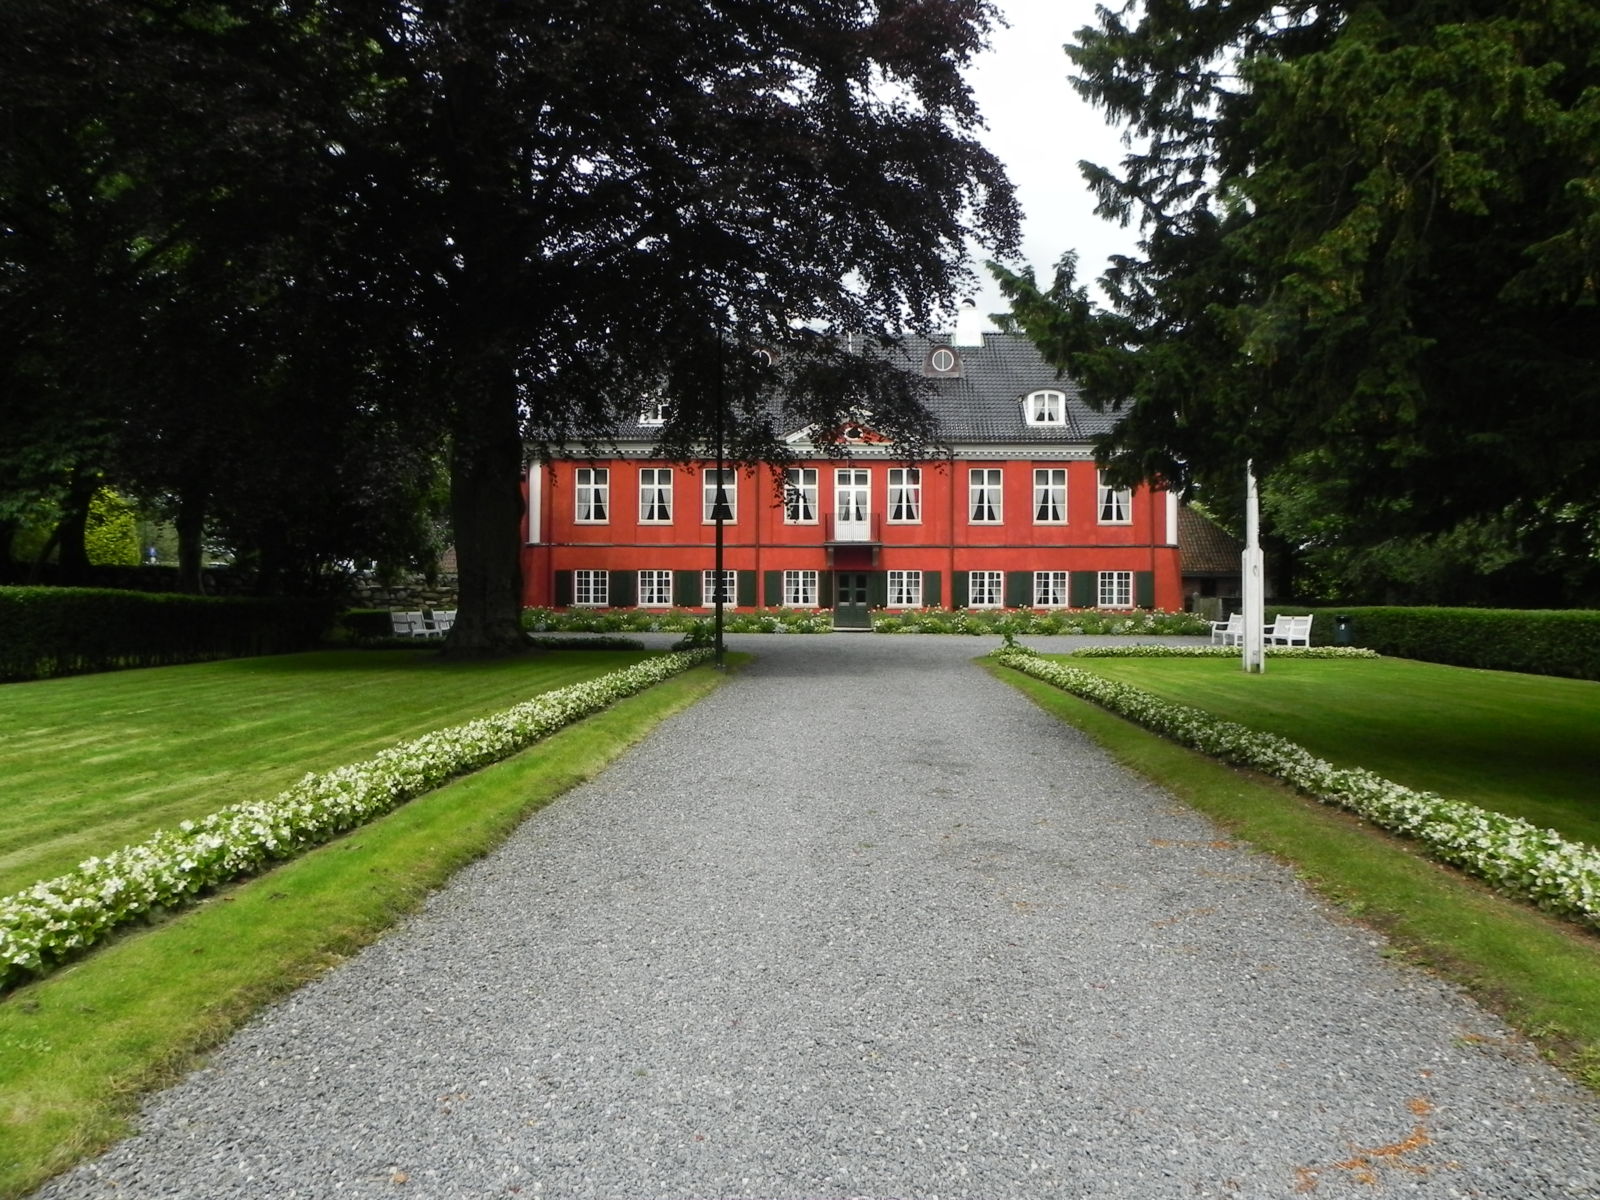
[0,657,737,1200]
[987,660,1600,1092]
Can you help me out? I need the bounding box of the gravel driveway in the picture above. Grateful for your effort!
[36,634,1600,1199]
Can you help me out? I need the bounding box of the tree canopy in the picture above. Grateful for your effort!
[995,0,1600,599]
[3,1,1017,648]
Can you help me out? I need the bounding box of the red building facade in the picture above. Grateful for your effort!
[520,334,1181,622]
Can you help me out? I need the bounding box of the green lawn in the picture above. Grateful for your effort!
[0,649,659,897]
[1064,655,1600,847]
[0,653,734,1199]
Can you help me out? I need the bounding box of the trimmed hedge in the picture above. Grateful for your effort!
[0,587,339,682]
[1273,605,1600,681]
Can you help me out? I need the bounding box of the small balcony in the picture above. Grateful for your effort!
[825,513,882,545]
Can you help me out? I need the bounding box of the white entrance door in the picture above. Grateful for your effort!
[835,469,871,541]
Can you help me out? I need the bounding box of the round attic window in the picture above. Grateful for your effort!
[930,348,956,372]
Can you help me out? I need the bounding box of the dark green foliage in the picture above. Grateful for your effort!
[0,587,337,681]
[1281,605,1600,680]
[995,1,1600,592]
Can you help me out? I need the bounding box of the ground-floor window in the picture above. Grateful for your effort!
[968,570,1003,608]
[1033,570,1070,607]
[702,569,737,606]
[637,570,672,608]
[783,569,818,607]
[887,569,922,607]
[574,569,608,607]
[1098,570,1133,608]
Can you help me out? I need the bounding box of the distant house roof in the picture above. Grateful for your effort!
[1179,507,1243,576]
[617,331,1118,446]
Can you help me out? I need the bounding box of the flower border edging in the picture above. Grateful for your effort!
[991,647,1600,930]
[0,648,713,988]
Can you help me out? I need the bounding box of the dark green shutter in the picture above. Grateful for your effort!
[1005,571,1032,608]
[1135,571,1155,609]
[922,570,941,607]
[554,570,573,607]
[609,570,635,608]
[737,570,757,607]
[1071,572,1098,608]
[867,571,889,608]
[673,570,700,608]
[951,571,969,608]
[764,570,782,606]
[818,570,834,607]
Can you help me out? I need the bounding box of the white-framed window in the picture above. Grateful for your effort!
[574,569,608,607]
[639,400,668,426]
[1097,471,1131,524]
[701,569,736,606]
[968,570,1003,608]
[1024,390,1066,426]
[1033,571,1070,608]
[969,468,1003,523]
[887,570,922,608]
[784,467,817,523]
[638,569,672,607]
[783,569,818,607]
[1098,570,1133,608]
[703,469,736,522]
[888,468,921,523]
[639,467,672,523]
[1033,468,1067,523]
[575,467,609,523]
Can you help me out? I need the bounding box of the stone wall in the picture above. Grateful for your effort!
[346,574,460,612]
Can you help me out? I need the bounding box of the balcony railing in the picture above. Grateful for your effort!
[826,513,882,544]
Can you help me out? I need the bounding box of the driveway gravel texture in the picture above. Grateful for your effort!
[34,634,1600,1199]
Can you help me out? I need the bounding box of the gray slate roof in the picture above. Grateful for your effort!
[886,332,1118,444]
[616,331,1117,445]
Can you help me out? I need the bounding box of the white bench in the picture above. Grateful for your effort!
[1264,613,1313,646]
[1210,613,1243,646]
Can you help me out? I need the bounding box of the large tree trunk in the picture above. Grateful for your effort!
[444,355,527,656]
[51,469,99,586]
[175,484,208,594]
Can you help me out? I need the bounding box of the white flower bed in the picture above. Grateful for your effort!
[1067,645,1379,659]
[0,649,713,986]
[993,648,1600,930]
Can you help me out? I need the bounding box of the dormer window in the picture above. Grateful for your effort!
[639,401,668,427]
[1024,389,1067,426]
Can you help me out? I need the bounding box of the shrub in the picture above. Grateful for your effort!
[0,588,339,682]
[1283,606,1600,681]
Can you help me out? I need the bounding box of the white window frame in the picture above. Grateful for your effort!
[969,468,1003,524]
[1033,571,1070,608]
[887,570,922,608]
[1098,570,1134,608]
[1024,389,1066,426]
[575,467,609,524]
[639,401,668,427]
[701,569,737,606]
[888,468,922,523]
[639,467,673,523]
[703,469,736,523]
[968,570,1003,608]
[637,569,672,608]
[783,569,818,607]
[784,467,818,524]
[1033,468,1067,524]
[1097,471,1131,524]
[573,569,608,607]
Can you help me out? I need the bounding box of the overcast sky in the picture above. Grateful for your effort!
[954,0,1142,341]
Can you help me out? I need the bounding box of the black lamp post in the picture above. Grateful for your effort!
[711,327,731,669]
